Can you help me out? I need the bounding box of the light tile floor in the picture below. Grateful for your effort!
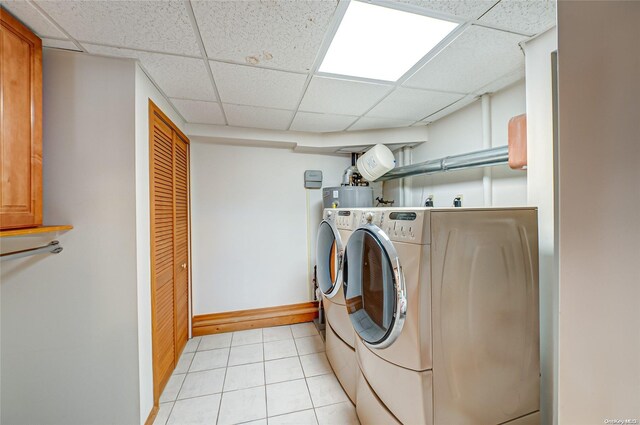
[155,322,359,425]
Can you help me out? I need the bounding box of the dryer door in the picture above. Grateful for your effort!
[344,223,407,349]
[316,219,344,298]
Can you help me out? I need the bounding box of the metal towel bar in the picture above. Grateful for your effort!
[1,241,63,261]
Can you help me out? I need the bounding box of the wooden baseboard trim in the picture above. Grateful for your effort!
[144,404,159,425]
[192,301,319,336]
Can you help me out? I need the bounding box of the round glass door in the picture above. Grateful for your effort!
[316,220,344,298]
[343,224,406,348]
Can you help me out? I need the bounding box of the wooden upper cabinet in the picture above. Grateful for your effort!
[0,9,43,229]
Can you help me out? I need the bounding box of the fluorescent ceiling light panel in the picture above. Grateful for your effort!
[319,1,458,81]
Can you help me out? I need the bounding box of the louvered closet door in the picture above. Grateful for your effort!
[150,113,176,398]
[173,133,189,355]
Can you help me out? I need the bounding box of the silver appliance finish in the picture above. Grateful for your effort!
[344,213,407,349]
[316,214,344,299]
[322,186,373,208]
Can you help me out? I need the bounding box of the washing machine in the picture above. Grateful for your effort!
[316,208,361,403]
[344,207,540,425]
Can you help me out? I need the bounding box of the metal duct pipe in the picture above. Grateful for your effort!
[377,146,509,181]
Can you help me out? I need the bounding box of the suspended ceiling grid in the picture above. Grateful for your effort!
[1,0,556,133]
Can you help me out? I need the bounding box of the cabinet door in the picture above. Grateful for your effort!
[0,10,42,229]
[173,134,189,356]
[150,111,176,400]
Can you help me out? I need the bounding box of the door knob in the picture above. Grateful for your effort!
[181,263,186,269]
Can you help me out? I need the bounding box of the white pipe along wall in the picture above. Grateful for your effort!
[482,94,493,206]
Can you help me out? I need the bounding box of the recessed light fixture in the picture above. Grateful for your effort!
[319,1,458,82]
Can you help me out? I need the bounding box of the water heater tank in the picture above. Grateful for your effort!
[357,144,395,181]
[322,186,373,208]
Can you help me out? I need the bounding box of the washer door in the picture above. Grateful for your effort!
[343,223,407,349]
[316,219,344,298]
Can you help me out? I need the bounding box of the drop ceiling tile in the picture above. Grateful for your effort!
[1,0,66,38]
[192,0,338,72]
[210,61,307,110]
[420,94,478,123]
[36,0,200,56]
[403,25,527,93]
[290,112,358,133]
[396,0,498,20]
[86,44,215,101]
[299,77,393,116]
[348,117,416,131]
[474,66,525,95]
[366,87,463,121]
[42,38,81,51]
[171,99,225,125]
[479,0,556,36]
[224,104,293,131]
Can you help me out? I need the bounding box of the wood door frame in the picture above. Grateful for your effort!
[148,100,191,408]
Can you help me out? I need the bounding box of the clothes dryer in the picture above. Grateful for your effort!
[344,207,540,425]
[316,208,361,402]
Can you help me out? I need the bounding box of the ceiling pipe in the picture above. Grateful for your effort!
[377,146,509,181]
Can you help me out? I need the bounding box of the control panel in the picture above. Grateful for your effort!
[358,209,428,244]
[324,209,360,230]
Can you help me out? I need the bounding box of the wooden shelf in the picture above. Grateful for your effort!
[0,225,73,238]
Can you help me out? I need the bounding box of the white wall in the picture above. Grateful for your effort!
[0,50,140,424]
[385,82,528,208]
[134,64,186,425]
[523,27,558,425]
[191,142,350,315]
[556,2,640,423]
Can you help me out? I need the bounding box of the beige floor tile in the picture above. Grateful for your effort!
[218,386,266,425]
[232,329,263,346]
[263,325,293,343]
[189,348,229,372]
[159,374,186,403]
[269,409,318,425]
[266,379,313,417]
[295,335,325,356]
[315,401,359,425]
[177,368,225,399]
[223,362,265,392]
[228,343,263,366]
[300,353,332,377]
[307,374,349,407]
[174,351,195,375]
[264,339,298,361]
[183,337,201,353]
[265,357,304,384]
[291,322,319,338]
[198,333,232,351]
[167,394,221,425]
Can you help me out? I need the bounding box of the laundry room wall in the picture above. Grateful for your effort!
[556,2,640,423]
[523,26,558,425]
[383,82,528,208]
[0,50,140,425]
[134,63,186,425]
[190,143,350,315]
